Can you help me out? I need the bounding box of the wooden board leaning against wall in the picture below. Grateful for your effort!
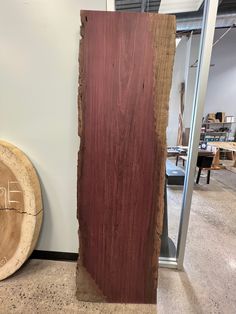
[77,10,176,304]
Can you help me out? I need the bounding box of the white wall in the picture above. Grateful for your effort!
[167,37,188,146]
[167,28,236,145]
[184,35,200,127]
[205,28,236,118]
[0,0,106,253]
[1,3,235,252]
[185,29,236,125]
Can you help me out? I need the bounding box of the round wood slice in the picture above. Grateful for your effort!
[0,141,43,280]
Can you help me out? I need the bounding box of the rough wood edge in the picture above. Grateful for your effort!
[149,14,176,301]
[76,260,107,302]
[77,11,104,300]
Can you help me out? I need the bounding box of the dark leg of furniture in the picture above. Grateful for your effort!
[207,170,211,184]
[183,159,185,167]
[161,180,176,258]
[161,182,169,255]
[176,155,179,166]
[196,168,202,184]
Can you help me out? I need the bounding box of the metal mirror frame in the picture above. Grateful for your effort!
[159,0,219,270]
[108,0,219,269]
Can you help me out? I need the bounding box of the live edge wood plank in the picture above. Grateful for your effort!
[77,10,176,304]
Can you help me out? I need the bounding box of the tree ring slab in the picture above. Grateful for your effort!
[0,140,43,280]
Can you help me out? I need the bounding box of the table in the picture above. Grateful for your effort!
[207,142,236,168]
[167,146,187,157]
[167,146,214,166]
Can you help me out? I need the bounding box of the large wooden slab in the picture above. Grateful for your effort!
[77,10,175,304]
[0,141,43,280]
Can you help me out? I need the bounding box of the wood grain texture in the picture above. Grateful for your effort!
[77,10,176,304]
[0,141,43,280]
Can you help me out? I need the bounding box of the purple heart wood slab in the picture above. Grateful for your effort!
[77,10,176,304]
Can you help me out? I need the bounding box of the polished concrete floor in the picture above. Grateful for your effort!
[0,168,235,313]
[0,259,156,314]
[159,167,236,314]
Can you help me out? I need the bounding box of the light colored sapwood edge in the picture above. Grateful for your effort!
[76,259,107,302]
[150,14,176,300]
[0,140,43,280]
[77,11,85,265]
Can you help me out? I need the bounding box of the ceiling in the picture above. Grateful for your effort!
[115,0,236,31]
[115,0,160,12]
[115,0,236,15]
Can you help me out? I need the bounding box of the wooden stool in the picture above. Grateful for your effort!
[196,156,213,184]
[177,155,212,184]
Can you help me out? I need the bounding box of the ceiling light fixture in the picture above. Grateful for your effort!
[159,0,204,14]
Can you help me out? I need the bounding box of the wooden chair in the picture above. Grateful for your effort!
[178,155,188,167]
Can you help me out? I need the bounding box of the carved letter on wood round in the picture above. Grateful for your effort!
[0,141,43,280]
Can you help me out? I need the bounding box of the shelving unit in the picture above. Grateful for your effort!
[200,121,236,143]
